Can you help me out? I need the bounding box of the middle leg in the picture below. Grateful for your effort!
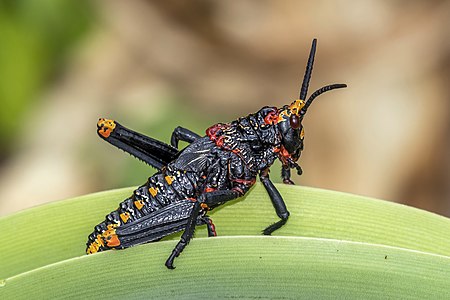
[171,126,201,148]
[260,168,290,235]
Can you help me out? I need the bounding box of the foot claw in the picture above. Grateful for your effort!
[165,259,176,270]
[283,179,295,185]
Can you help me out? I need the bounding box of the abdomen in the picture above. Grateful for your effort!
[86,168,200,254]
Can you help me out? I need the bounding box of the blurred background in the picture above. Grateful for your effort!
[0,0,449,217]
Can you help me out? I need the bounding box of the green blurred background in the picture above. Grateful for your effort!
[0,0,449,217]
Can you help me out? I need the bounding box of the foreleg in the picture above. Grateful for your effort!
[281,160,303,185]
[281,166,294,185]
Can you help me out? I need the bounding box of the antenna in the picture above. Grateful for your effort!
[299,38,317,100]
[302,84,347,112]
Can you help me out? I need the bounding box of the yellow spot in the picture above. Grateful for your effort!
[87,244,96,254]
[277,111,287,122]
[87,235,105,254]
[300,127,305,139]
[120,212,130,223]
[102,223,118,238]
[96,234,105,247]
[149,187,158,197]
[277,99,306,122]
[165,175,174,185]
[289,99,306,113]
[134,200,144,210]
[97,118,116,138]
[87,245,96,254]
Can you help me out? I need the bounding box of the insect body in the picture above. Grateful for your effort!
[86,39,346,269]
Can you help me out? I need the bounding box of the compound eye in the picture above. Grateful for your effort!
[289,114,300,129]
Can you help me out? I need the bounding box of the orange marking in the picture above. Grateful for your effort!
[201,203,209,210]
[205,187,216,193]
[101,224,121,247]
[134,200,144,210]
[165,176,174,185]
[120,212,130,223]
[106,234,121,247]
[149,187,158,197]
[97,118,116,138]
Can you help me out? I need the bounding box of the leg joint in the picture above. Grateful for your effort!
[278,211,290,220]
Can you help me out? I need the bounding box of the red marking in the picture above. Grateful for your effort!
[208,219,217,236]
[277,145,292,165]
[206,123,229,148]
[205,187,216,193]
[280,146,290,158]
[206,123,222,137]
[264,109,279,125]
[232,187,245,195]
[233,150,247,164]
[216,136,225,147]
[232,178,256,186]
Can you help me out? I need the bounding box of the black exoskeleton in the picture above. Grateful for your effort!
[86,39,347,269]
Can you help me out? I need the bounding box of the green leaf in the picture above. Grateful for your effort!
[1,184,450,298]
[2,237,450,299]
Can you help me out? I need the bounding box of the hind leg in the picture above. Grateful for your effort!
[97,119,178,169]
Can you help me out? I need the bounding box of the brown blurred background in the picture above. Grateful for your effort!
[0,0,449,217]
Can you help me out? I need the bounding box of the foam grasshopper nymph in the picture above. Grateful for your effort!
[86,38,347,269]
